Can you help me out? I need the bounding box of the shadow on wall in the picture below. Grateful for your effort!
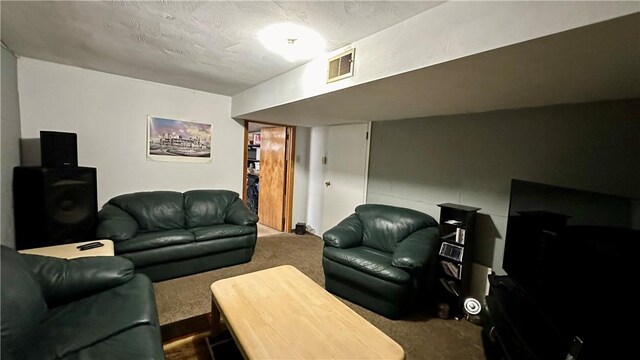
[472,213,501,268]
[20,138,40,166]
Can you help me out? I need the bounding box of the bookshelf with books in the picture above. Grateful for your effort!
[436,203,480,319]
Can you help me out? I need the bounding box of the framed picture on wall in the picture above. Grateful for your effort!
[147,115,212,163]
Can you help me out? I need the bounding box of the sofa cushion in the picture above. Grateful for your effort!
[115,229,194,254]
[355,204,438,253]
[0,247,49,358]
[121,234,257,268]
[191,224,256,241]
[24,275,160,360]
[184,190,239,228]
[109,191,185,231]
[323,246,410,284]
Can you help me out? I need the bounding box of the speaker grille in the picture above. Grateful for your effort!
[48,180,94,224]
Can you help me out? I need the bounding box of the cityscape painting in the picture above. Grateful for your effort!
[147,116,212,163]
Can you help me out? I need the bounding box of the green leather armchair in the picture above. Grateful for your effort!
[0,246,164,360]
[322,204,441,319]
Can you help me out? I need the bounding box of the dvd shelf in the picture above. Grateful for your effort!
[439,278,461,297]
[440,223,466,244]
[436,203,481,319]
[439,242,464,261]
[440,260,462,279]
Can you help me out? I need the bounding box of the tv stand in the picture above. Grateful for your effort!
[483,274,566,360]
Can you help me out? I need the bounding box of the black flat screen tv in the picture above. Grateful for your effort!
[503,179,639,359]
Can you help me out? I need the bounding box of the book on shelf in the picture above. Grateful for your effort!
[440,260,463,279]
[455,228,466,245]
[440,223,457,239]
[442,231,457,240]
[440,223,466,244]
[439,242,464,262]
[439,278,461,297]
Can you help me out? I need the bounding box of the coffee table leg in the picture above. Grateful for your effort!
[211,296,222,336]
[208,296,234,359]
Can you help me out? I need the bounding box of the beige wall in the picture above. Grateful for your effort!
[1,47,22,248]
[17,58,244,207]
[367,99,640,298]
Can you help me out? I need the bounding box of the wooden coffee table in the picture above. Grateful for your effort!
[209,265,405,359]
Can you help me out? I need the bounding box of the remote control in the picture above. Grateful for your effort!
[77,241,102,249]
[78,242,104,251]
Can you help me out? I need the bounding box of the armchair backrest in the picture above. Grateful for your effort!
[1,246,48,357]
[355,204,438,253]
[108,191,185,231]
[184,189,240,228]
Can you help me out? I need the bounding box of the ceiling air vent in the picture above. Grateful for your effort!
[327,49,355,83]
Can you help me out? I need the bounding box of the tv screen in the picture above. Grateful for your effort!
[503,179,639,358]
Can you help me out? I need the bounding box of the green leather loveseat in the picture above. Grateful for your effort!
[96,189,258,282]
[322,204,441,319]
[1,246,164,360]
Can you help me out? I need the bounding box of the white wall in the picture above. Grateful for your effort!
[291,126,310,228]
[367,99,640,298]
[17,58,244,207]
[305,126,328,235]
[232,1,638,118]
[1,46,21,248]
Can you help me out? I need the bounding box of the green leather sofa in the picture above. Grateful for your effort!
[322,204,441,319]
[0,246,164,360]
[96,189,258,282]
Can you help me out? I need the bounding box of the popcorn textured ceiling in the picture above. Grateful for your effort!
[1,1,442,95]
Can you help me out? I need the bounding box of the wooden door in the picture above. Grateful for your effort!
[258,127,287,231]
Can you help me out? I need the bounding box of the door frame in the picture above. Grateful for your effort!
[243,120,296,232]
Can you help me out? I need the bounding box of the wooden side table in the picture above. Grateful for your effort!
[19,240,114,259]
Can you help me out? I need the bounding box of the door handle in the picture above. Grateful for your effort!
[325,181,331,187]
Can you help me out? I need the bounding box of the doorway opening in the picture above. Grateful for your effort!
[243,120,296,233]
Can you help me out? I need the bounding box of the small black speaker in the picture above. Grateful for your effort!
[295,222,306,235]
[40,131,78,167]
[13,166,97,250]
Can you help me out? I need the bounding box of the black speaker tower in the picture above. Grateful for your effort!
[13,167,98,250]
[13,131,98,249]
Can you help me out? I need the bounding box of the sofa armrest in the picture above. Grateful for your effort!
[391,227,440,269]
[22,254,135,308]
[323,213,363,249]
[225,198,259,226]
[96,204,139,241]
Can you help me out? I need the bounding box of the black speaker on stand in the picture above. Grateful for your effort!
[40,131,78,168]
[13,166,97,250]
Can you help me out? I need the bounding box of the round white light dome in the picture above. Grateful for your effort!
[258,23,326,62]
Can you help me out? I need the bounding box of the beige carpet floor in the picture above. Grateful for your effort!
[154,233,486,360]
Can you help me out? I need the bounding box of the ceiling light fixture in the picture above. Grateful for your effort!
[258,23,326,62]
